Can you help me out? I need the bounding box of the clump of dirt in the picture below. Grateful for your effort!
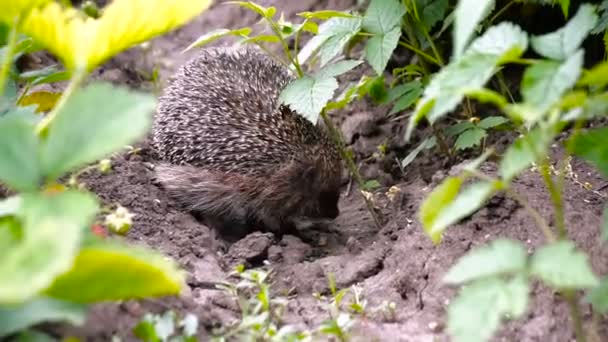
[14,0,608,341]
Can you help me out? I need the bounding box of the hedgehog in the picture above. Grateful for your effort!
[151,46,343,235]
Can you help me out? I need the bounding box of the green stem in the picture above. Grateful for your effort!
[564,290,587,342]
[539,159,567,239]
[266,18,303,78]
[431,124,452,159]
[401,18,430,75]
[36,67,87,135]
[398,41,441,66]
[0,17,19,97]
[496,71,515,103]
[320,110,382,230]
[488,0,516,24]
[419,23,444,66]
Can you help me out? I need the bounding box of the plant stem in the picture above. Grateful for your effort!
[398,41,441,66]
[564,290,587,342]
[505,187,556,243]
[0,17,19,97]
[320,110,383,230]
[266,18,304,78]
[401,18,430,75]
[431,124,452,160]
[419,24,444,66]
[35,67,87,135]
[488,0,516,24]
[539,159,568,239]
[496,71,515,103]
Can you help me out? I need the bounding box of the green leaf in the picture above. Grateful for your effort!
[447,275,529,342]
[228,1,274,18]
[444,239,527,284]
[419,177,463,244]
[41,83,154,180]
[365,27,401,75]
[521,50,584,115]
[0,196,20,217]
[44,240,185,303]
[499,127,552,182]
[477,116,509,129]
[426,181,499,243]
[388,81,423,115]
[579,61,608,88]
[416,0,449,31]
[465,22,528,64]
[0,115,41,192]
[530,241,599,289]
[462,88,508,109]
[452,0,495,58]
[0,297,86,338]
[366,76,388,103]
[240,34,281,44]
[19,65,71,86]
[297,10,358,20]
[567,127,608,178]
[454,127,487,150]
[362,0,406,34]
[444,121,475,137]
[316,60,362,79]
[0,191,98,304]
[298,17,362,67]
[587,277,608,313]
[183,27,251,51]
[401,137,436,169]
[531,4,598,60]
[279,76,338,123]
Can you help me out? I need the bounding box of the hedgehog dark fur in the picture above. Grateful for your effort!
[152,46,343,234]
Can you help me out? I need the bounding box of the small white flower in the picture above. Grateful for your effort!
[105,205,135,235]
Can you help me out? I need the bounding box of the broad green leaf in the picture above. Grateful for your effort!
[44,241,185,302]
[41,83,154,180]
[447,275,529,342]
[183,27,252,51]
[427,181,500,243]
[367,76,388,103]
[587,277,608,313]
[0,0,51,24]
[454,127,487,150]
[317,18,363,66]
[445,121,475,137]
[465,22,528,64]
[417,53,499,125]
[0,115,40,191]
[0,297,86,338]
[362,0,406,34]
[477,116,509,129]
[365,27,401,75]
[530,241,599,289]
[317,60,362,79]
[389,83,423,115]
[444,239,527,284]
[531,4,598,60]
[0,191,98,304]
[0,196,21,217]
[567,127,608,178]
[401,137,436,169]
[297,10,358,19]
[279,76,338,123]
[415,0,449,31]
[21,0,212,71]
[419,176,463,244]
[404,97,435,142]
[578,61,608,87]
[500,127,552,182]
[452,0,495,58]
[521,50,584,115]
[386,81,422,103]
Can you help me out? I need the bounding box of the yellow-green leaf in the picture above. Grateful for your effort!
[44,241,185,303]
[419,176,463,244]
[17,91,61,113]
[0,0,50,24]
[20,0,212,71]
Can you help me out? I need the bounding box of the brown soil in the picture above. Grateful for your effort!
[15,0,608,341]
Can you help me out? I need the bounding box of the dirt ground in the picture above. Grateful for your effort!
[20,0,608,341]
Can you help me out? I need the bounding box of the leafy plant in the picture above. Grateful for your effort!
[0,0,212,338]
[407,1,608,341]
